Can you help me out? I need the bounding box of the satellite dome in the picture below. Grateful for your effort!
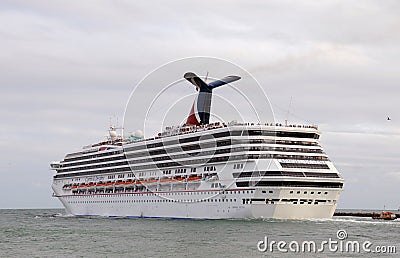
[109,130,118,138]
[135,130,143,137]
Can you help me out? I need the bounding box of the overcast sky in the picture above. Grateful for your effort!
[1,0,399,210]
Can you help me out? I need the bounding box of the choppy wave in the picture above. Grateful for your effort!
[1,209,398,257]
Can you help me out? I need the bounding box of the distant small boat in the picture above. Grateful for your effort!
[372,211,396,220]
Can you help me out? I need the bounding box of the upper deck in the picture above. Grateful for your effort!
[127,121,319,143]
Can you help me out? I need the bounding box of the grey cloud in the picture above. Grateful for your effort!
[0,0,399,209]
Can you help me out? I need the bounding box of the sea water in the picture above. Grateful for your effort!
[0,209,398,257]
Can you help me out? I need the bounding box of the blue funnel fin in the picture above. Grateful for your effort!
[208,75,241,88]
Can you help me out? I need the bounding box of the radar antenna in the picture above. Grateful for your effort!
[285,96,293,126]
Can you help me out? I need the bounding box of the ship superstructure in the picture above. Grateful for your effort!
[51,72,344,219]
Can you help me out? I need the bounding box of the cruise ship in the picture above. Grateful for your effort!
[51,72,344,219]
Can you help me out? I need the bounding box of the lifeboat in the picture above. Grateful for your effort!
[143,179,158,185]
[71,184,78,189]
[78,183,88,188]
[105,181,114,188]
[187,176,202,182]
[160,178,172,183]
[87,182,96,189]
[96,182,106,188]
[172,177,185,182]
[115,180,126,187]
[62,184,72,190]
[125,180,135,189]
[135,180,142,185]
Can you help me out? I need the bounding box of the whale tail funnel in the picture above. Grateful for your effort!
[184,72,241,125]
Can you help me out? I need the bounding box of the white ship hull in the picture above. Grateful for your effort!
[53,184,341,219]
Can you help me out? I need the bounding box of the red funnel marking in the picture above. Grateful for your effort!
[186,102,200,126]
